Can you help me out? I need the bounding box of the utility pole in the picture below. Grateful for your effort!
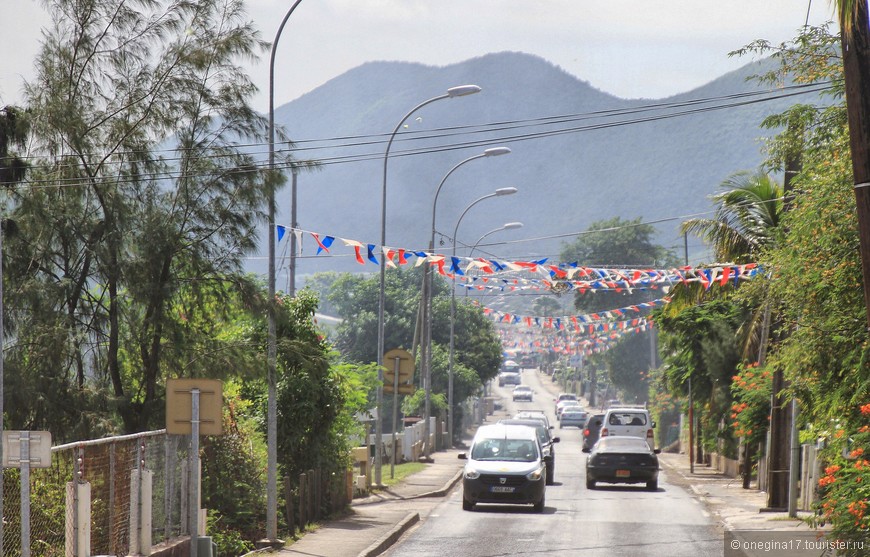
[683,232,695,473]
[765,119,802,510]
[840,1,870,330]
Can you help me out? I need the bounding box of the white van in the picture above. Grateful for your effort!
[599,406,655,448]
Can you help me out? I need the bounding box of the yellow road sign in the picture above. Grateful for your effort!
[383,348,415,383]
[383,383,416,395]
[166,378,223,435]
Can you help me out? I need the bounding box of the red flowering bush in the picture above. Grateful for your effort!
[808,403,870,555]
[729,362,771,450]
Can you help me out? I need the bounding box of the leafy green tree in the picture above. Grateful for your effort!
[327,267,501,439]
[736,12,870,545]
[13,0,302,435]
[654,299,749,457]
[560,216,678,314]
[0,106,29,185]
[532,296,561,317]
[560,217,677,402]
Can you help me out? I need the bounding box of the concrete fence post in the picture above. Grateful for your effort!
[65,481,90,557]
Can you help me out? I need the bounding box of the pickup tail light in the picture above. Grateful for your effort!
[600,427,609,437]
[647,429,654,439]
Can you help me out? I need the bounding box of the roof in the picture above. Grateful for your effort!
[474,423,538,441]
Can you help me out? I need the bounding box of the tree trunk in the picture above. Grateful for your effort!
[842,1,870,329]
[742,439,755,489]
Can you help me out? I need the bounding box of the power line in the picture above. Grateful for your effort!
[13,81,835,188]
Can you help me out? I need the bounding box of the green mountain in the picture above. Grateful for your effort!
[267,51,821,278]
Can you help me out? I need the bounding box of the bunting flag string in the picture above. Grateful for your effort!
[477,297,670,329]
[277,225,761,290]
[497,319,654,357]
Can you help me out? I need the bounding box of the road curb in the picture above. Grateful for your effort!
[406,468,464,499]
[357,511,420,557]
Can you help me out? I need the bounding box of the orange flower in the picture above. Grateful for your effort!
[850,448,865,458]
[819,475,837,487]
[835,430,846,439]
[825,465,842,475]
[861,403,870,415]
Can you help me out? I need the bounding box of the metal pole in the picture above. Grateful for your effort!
[688,375,694,474]
[788,398,800,517]
[289,168,298,296]
[683,232,694,474]
[378,85,480,481]
[20,432,31,557]
[0,212,4,553]
[267,0,303,541]
[390,356,400,478]
[447,188,516,447]
[466,222,522,299]
[190,389,200,557]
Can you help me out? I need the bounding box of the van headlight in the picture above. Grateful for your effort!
[464,468,480,480]
[526,466,545,481]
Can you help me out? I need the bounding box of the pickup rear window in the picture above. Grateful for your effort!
[608,412,647,426]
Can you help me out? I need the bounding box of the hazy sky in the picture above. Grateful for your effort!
[2,1,836,113]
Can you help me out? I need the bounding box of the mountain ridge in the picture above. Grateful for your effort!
[264,51,816,280]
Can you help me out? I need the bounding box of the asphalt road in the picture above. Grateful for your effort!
[383,368,723,557]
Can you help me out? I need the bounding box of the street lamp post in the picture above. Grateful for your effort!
[465,221,523,298]
[469,221,523,257]
[447,188,518,447]
[266,0,303,544]
[377,85,480,484]
[421,147,510,458]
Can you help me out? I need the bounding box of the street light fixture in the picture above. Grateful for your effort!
[266,0,304,545]
[420,147,511,459]
[377,84,481,485]
[469,221,523,257]
[465,221,523,298]
[447,187,518,447]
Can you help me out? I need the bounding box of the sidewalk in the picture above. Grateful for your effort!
[658,451,815,532]
[272,447,468,557]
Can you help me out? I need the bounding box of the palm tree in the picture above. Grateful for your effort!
[682,170,783,263]
[661,170,783,319]
[664,170,784,489]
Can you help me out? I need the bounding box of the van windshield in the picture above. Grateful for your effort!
[471,438,538,462]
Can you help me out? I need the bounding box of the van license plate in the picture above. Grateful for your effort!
[491,486,515,493]
[615,470,630,478]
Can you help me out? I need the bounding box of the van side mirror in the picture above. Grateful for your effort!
[582,447,590,453]
[458,453,467,460]
[551,437,560,444]
[651,421,657,428]
[653,449,661,454]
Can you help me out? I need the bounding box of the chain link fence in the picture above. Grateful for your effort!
[2,430,189,557]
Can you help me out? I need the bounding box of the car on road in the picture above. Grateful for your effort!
[559,409,588,429]
[498,371,522,387]
[512,385,534,402]
[600,406,656,448]
[583,413,605,451]
[514,409,552,430]
[499,418,560,485]
[554,393,578,413]
[556,399,581,420]
[502,359,521,373]
[583,435,661,490]
[459,424,548,512]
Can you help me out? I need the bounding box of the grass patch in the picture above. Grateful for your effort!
[374,461,428,489]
